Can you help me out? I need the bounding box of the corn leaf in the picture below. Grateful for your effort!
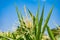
[0,35,13,40]
[40,6,54,40]
[35,5,40,40]
[16,6,26,28]
[27,9,35,22]
[42,6,53,34]
[16,6,21,23]
[35,4,40,25]
[27,9,35,25]
[27,9,37,36]
[47,25,55,40]
[37,4,44,40]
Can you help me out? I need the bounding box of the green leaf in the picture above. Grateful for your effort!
[35,3,40,24]
[27,9,36,34]
[47,25,55,40]
[16,6,26,28]
[27,8,35,25]
[37,4,44,40]
[42,6,54,34]
[35,7,39,34]
[40,6,54,40]
[16,6,21,23]
[27,9,35,23]
[0,35,13,40]
[12,33,16,39]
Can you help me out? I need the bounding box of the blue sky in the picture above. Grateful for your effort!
[0,0,60,32]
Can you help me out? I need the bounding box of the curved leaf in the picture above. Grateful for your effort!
[47,25,55,40]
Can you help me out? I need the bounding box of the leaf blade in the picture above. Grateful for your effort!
[47,25,55,40]
[37,4,44,40]
[40,6,54,40]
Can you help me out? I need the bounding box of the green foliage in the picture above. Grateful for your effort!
[47,25,55,40]
[0,2,59,40]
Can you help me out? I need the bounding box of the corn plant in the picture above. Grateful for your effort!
[14,4,55,40]
[0,2,56,40]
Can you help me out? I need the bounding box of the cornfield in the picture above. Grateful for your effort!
[0,2,60,40]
